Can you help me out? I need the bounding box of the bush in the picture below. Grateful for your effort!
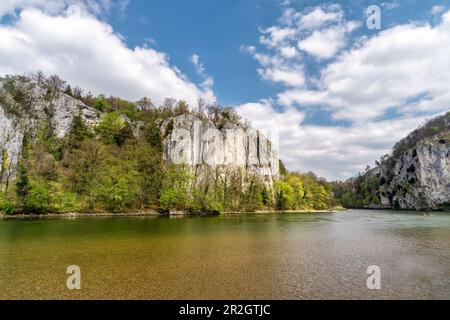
[24,181,50,214]
[93,94,110,112]
[274,181,295,210]
[96,112,133,146]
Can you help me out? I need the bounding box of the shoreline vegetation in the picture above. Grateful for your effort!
[3,207,448,220]
[0,208,345,220]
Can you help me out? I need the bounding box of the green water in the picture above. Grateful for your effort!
[1,210,450,300]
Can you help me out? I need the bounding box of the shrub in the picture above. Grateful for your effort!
[24,181,50,214]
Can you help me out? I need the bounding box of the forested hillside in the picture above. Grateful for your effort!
[0,73,333,215]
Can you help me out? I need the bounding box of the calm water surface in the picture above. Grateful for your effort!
[0,209,450,299]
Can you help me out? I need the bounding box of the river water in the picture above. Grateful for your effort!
[0,209,449,299]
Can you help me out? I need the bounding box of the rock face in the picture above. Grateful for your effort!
[359,114,450,210]
[374,139,450,210]
[162,114,280,184]
[1,83,279,186]
[0,84,99,184]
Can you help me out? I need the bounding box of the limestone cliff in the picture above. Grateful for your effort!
[0,78,100,184]
[161,114,280,184]
[356,113,450,210]
[1,78,279,186]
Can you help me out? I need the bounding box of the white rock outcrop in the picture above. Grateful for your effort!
[369,136,450,210]
[0,89,99,184]
[162,114,280,184]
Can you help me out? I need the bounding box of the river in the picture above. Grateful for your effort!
[0,209,449,299]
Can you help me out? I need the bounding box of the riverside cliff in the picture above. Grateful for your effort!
[3,73,326,215]
[336,112,450,211]
[162,114,279,185]
[0,80,279,187]
[0,78,100,184]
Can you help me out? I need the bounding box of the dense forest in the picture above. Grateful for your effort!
[0,73,333,215]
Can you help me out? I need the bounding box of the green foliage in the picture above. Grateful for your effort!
[94,165,141,212]
[333,174,382,209]
[66,114,92,149]
[2,73,336,215]
[242,179,265,211]
[107,97,138,120]
[49,182,76,212]
[144,122,163,151]
[159,165,192,211]
[96,112,133,146]
[274,181,295,210]
[93,94,110,112]
[64,85,73,97]
[15,162,30,200]
[0,149,9,183]
[274,172,332,211]
[0,75,37,118]
[24,180,50,214]
[279,160,288,176]
[0,192,16,215]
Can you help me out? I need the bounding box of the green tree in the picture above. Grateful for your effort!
[93,94,109,112]
[66,114,92,150]
[159,165,192,211]
[96,112,129,145]
[24,180,50,213]
[16,162,30,201]
[274,181,295,210]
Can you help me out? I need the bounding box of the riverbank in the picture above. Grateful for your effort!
[0,208,344,219]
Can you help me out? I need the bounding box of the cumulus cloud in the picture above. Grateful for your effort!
[236,100,305,155]
[242,4,358,89]
[297,21,359,60]
[0,6,215,106]
[296,5,343,30]
[0,0,127,18]
[238,4,450,180]
[258,64,305,87]
[279,11,450,122]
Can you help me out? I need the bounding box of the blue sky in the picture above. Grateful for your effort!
[107,0,448,108]
[0,0,450,179]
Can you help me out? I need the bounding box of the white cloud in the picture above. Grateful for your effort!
[279,46,298,58]
[431,5,445,16]
[0,7,215,106]
[258,65,305,87]
[242,4,358,88]
[259,26,296,48]
[298,21,359,60]
[236,102,429,180]
[297,5,343,30]
[279,11,450,122]
[381,2,400,11]
[0,0,126,18]
[191,54,203,73]
[239,5,450,180]
[236,100,305,155]
[191,53,214,91]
